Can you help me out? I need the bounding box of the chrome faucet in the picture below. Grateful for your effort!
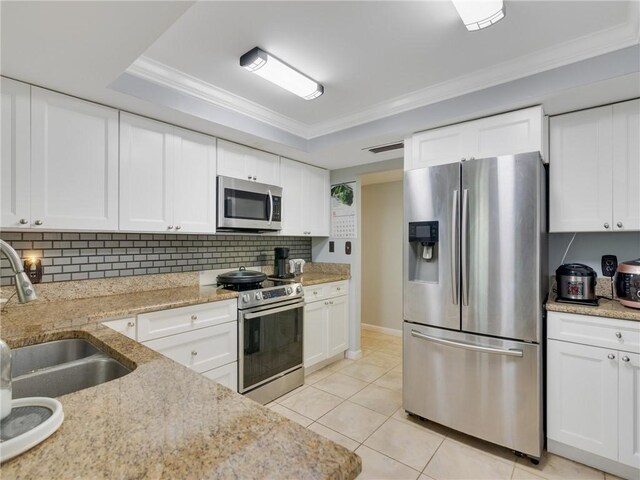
[0,239,37,303]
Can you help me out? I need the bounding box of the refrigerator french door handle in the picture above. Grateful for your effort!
[410,329,524,357]
[451,190,459,305]
[461,189,469,306]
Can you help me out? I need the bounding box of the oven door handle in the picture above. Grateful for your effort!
[243,302,303,319]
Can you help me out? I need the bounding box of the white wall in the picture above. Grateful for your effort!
[312,157,403,357]
[361,180,403,333]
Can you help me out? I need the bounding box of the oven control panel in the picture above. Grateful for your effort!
[238,283,303,309]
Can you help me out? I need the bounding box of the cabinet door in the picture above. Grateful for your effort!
[619,352,640,468]
[549,106,613,232]
[252,149,280,186]
[30,87,118,230]
[303,300,327,368]
[119,113,174,232]
[470,106,543,160]
[303,163,330,236]
[0,78,30,228]
[173,128,217,233]
[102,317,137,340]
[217,139,252,181]
[409,123,469,169]
[612,99,640,232]
[143,322,237,373]
[202,362,238,391]
[327,295,349,357]
[547,339,618,460]
[280,158,305,235]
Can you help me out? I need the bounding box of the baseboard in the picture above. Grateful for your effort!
[361,323,402,337]
[548,439,639,480]
[304,352,347,374]
[345,349,363,360]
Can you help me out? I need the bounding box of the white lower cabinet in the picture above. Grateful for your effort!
[547,311,640,475]
[142,322,237,374]
[202,362,238,392]
[303,281,349,369]
[102,317,137,340]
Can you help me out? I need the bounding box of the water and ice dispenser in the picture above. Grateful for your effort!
[408,221,439,283]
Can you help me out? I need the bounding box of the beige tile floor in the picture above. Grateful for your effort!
[268,329,616,480]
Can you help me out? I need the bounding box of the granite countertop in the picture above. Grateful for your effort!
[0,272,360,478]
[546,296,640,322]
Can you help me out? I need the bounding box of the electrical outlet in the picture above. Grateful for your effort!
[345,241,351,255]
[329,241,334,253]
[601,255,618,277]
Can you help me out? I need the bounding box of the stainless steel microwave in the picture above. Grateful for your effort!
[217,176,282,231]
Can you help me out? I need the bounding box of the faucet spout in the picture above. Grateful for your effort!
[0,239,37,303]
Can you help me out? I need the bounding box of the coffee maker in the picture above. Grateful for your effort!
[273,247,295,279]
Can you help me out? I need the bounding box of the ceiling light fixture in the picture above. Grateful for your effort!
[451,0,505,31]
[240,47,324,100]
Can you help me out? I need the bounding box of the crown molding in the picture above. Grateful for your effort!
[126,10,639,140]
[126,56,312,138]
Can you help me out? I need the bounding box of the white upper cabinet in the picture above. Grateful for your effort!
[406,106,543,170]
[550,99,639,233]
[612,99,640,232]
[30,87,119,230]
[280,157,329,237]
[550,105,613,232]
[0,78,30,228]
[120,113,174,232]
[120,113,217,233]
[173,127,217,233]
[217,139,280,186]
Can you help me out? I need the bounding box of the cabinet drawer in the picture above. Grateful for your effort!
[102,317,137,340]
[326,281,348,298]
[202,362,238,391]
[304,285,327,302]
[142,322,237,373]
[547,311,640,353]
[138,299,236,341]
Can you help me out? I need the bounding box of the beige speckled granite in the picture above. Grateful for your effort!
[546,297,640,322]
[0,272,360,478]
[294,272,351,286]
[304,263,351,276]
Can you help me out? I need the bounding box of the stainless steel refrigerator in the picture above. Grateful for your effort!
[403,152,547,460]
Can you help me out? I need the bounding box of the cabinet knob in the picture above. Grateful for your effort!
[324,301,328,305]
[337,287,341,291]
[608,353,616,360]
[191,315,198,321]
[617,222,623,228]
[622,356,630,363]
[253,176,257,181]
[248,175,252,180]
[191,350,198,356]
[19,218,28,225]
[329,301,334,305]
[603,222,609,229]
[34,220,43,226]
[167,225,174,230]
[127,321,135,327]
[175,225,181,230]
[313,291,318,295]
[616,332,622,339]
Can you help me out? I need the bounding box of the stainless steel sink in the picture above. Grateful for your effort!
[11,339,132,399]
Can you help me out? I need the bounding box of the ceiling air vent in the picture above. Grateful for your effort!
[365,141,404,154]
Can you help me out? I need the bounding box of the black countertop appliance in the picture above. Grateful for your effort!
[273,247,294,279]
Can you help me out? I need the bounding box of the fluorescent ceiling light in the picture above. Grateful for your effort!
[451,0,505,31]
[240,47,324,100]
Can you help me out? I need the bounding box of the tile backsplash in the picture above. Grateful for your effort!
[0,231,311,286]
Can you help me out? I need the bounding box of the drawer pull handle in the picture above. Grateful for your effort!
[608,353,616,360]
[615,332,622,339]
[127,321,135,327]
[191,350,198,356]
[191,315,198,321]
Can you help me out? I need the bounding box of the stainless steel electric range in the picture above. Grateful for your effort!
[219,276,304,405]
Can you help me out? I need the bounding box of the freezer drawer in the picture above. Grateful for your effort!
[403,322,542,458]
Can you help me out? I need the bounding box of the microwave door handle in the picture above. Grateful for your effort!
[268,190,273,225]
